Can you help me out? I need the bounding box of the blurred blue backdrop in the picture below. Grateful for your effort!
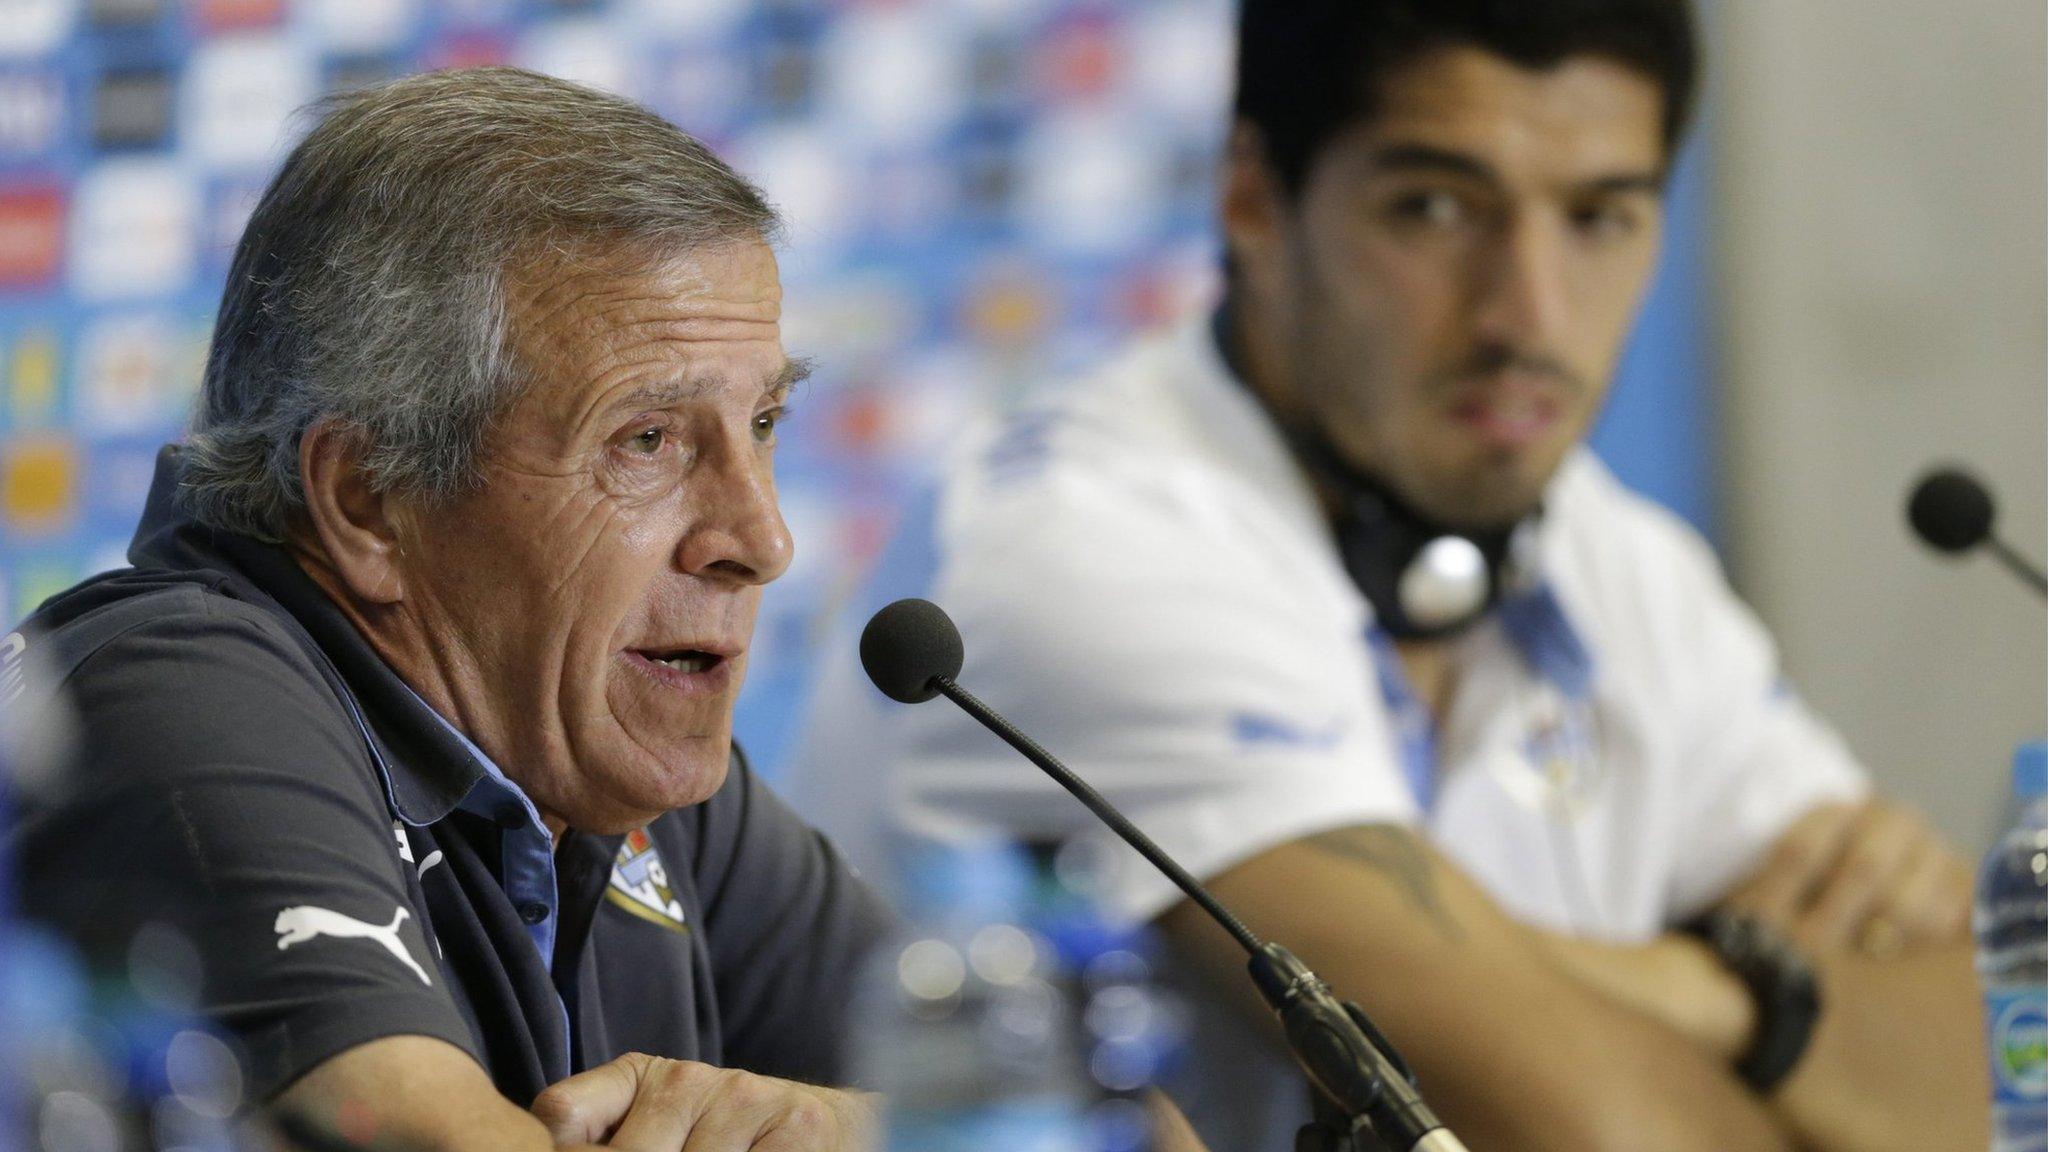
[0,0,1713,779]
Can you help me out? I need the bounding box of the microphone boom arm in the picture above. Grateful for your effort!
[1986,537,2048,597]
[934,676,1263,955]
[931,675,1467,1152]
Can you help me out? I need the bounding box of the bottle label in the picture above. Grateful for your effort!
[1986,986,2048,1105]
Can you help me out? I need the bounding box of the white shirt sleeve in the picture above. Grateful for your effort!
[891,437,1418,924]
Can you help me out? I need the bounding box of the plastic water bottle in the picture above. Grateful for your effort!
[1978,742,2048,1151]
[850,838,1094,1152]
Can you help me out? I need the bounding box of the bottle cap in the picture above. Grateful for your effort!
[2014,741,2048,799]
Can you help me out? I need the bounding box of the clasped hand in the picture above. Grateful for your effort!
[532,1054,876,1152]
[1720,799,1971,957]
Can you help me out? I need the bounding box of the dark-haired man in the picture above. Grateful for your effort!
[787,3,1985,1151]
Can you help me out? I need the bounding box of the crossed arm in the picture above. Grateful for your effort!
[1157,800,1985,1152]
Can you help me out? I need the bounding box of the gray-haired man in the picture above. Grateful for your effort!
[8,68,889,1150]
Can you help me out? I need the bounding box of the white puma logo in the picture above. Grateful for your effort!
[274,905,432,986]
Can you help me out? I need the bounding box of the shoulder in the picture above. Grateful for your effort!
[928,326,1365,695]
[15,571,376,822]
[1539,453,1803,720]
[1541,453,1743,650]
[1545,451,1724,588]
[26,571,330,695]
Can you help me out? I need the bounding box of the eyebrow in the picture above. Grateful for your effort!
[1366,143,1664,196]
[601,357,814,420]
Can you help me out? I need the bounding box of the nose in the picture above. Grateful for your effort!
[1471,213,1570,352]
[674,442,794,586]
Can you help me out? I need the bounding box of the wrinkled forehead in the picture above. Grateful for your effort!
[497,238,787,419]
[505,237,783,354]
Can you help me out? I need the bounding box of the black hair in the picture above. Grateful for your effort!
[1235,0,1698,193]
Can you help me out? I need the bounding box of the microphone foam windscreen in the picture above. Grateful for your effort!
[1907,468,1996,553]
[860,598,965,704]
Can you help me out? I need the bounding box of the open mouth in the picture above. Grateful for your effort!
[623,647,734,692]
[644,650,720,673]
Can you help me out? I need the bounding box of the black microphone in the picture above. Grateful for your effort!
[1906,467,2048,597]
[860,597,1469,1152]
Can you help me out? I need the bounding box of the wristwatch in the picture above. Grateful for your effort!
[1686,910,1823,1091]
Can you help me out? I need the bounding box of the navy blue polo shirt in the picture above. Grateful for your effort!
[7,447,892,1106]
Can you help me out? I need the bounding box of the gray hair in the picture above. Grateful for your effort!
[181,67,779,542]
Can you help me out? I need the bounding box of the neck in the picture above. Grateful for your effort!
[287,537,452,709]
[1393,636,1462,724]
[286,538,573,846]
[1218,286,1304,428]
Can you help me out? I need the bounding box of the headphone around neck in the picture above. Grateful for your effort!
[1306,438,1527,640]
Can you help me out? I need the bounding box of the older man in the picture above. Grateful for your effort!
[8,69,887,1150]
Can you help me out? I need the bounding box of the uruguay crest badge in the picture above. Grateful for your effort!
[607,828,687,932]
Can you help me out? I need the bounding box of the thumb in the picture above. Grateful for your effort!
[531,1053,652,1146]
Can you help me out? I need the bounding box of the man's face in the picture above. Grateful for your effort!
[1232,47,1668,530]
[397,239,797,833]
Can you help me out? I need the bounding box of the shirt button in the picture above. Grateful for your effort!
[519,902,550,925]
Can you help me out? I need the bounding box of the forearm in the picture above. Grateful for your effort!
[1278,919,1795,1152]
[271,1036,575,1152]
[1525,929,1756,1063]
[1530,922,1991,1152]
[1769,940,1989,1152]
[1165,829,1798,1152]
[1710,798,1986,1152]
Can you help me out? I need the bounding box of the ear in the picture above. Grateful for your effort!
[297,419,408,605]
[1219,120,1291,271]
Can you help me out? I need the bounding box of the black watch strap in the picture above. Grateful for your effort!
[1687,910,1823,1091]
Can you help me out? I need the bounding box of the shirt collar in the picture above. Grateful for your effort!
[128,445,490,824]
[398,680,549,831]
[1495,582,1595,700]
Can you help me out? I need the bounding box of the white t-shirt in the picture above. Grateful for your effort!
[784,317,1868,1149]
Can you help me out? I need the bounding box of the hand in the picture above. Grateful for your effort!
[531,1054,877,1152]
[1723,801,1970,955]
[1145,1090,1213,1152]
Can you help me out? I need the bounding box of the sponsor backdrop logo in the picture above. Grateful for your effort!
[0,0,1707,780]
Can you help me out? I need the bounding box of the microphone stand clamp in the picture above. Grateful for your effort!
[1249,943,1453,1152]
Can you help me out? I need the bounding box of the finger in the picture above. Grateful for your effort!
[532,1053,653,1146]
[1728,804,1861,926]
[747,1089,846,1152]
[1877,840,1972,944]
[676,1105,767,1152]
[1145,1089,1209,1152]
[669,1070,772,1152]
[1802,804,1922,948]
[609,1060,724,1152]
[682,1070,845,1152]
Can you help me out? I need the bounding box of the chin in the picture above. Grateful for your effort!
[565,735,734,835]
[1459,447,1572,523]
[640,737,734,808]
